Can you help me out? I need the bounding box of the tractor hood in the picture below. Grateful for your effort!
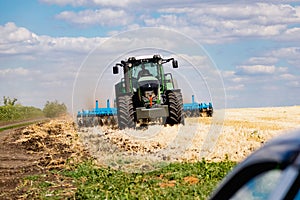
[138,76,159,82]
[138,76,159,86]
[138,76,159,88]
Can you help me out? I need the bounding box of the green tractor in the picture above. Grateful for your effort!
[113,55,184,129]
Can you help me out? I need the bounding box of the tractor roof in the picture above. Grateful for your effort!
[131,55,161,60]
[120,55,173,67]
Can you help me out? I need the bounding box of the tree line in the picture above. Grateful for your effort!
[0,96,67,121]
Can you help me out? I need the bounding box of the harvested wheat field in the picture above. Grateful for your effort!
[79,105,300,172]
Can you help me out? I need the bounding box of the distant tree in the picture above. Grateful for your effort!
[3,96,17,106]
[43,100,67,118]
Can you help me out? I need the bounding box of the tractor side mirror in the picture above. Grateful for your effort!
[113,66,119,74]
[172,60,178,68]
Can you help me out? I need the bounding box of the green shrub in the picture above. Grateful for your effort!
[43,100,67,118]
[3,96,17,106]
[0,105,44,122]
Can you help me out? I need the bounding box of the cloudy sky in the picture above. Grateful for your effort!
[0,0,300,111]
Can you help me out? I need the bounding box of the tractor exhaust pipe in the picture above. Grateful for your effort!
[95,100,99,110]
[107,99,110,108]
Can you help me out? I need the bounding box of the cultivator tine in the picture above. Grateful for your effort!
[193,110,200,117]
[93,117,99,126]
[99,117,104,126]
[185,110,191,117]
[104,116,109,126]
[107,116,113,126]
[110,116,116,125]
[77,116,113,127]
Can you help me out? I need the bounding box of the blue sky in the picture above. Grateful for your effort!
[0,0,300,110]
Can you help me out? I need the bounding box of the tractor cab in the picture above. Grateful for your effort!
[113,55,177,106]
[130,62,161,107]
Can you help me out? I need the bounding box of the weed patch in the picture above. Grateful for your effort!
[59,159,236,199]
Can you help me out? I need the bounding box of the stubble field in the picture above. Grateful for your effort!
[79,105,300,171]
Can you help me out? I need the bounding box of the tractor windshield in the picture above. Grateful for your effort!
[131,62,160,80]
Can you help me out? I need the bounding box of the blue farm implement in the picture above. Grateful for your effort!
[77,95,212,128]
[183,95,213,117]
[77,99,117,127]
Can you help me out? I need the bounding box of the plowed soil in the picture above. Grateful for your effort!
[0,118,88,199]
[0,128,40,199]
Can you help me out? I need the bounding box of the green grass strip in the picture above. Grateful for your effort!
[19,159,237,199]
[0,120,46,132]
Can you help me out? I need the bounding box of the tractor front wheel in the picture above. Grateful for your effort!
[165,90,184,126]
[116,94,136,129]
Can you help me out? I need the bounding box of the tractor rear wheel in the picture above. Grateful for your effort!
[166,90,184,125]
[116,94,136,129]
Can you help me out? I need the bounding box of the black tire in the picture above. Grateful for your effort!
[165,90,185,125]
[116,94,136,129]
[207,110,213,117]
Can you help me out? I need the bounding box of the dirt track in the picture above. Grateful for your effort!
[1,106,300,198]
[0,119,87,199]
[0,128,41,199]
[0,118,47,129]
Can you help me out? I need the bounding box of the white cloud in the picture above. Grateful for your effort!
[247,56,278,65]
[144,14,188,27]
[0,22,37,44]
[39,0,84,6]
[286,80,300,87]
[146,3,300,43]
[226,84,245,91]
[40,0,139,7]
[221,70,247,97]
[277,67,288,73]
[160,3,300,24]
[0,22,106,56]
[222,70,248,83]
[236,65,276,75]
[38,2,300,44]
[268,47,300,67]
[0,67,30,76]
[0,23,108,108]
[56,9,132,27]
[276,27,300,41]
[222,70,235,78]
[270,47,300,58]
[278,73,297,80]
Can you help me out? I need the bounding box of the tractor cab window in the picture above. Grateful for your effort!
[132,63,159,80]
